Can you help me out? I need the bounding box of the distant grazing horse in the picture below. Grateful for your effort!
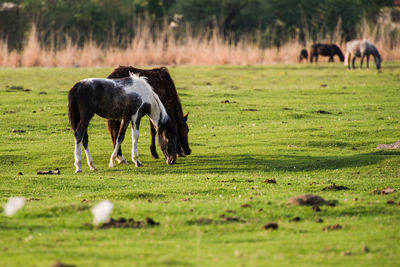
[345,40,382,70]
[299,49,308,62]
[310,43,344,63]
[107,66,191,164]
[68,73,178,173]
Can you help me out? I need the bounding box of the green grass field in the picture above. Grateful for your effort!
[0,63,399,267]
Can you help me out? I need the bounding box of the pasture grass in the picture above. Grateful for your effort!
[0,63,399,266]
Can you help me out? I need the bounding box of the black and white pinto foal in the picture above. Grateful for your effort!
[68,73,178,173]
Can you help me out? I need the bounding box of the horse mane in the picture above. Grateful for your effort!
[128,72,169,124]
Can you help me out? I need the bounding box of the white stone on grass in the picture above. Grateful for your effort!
[91,200,113,226]
[4,197,25,216]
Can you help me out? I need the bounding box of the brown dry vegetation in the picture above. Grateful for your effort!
[0,22,399,67]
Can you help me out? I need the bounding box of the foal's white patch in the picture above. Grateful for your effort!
[91,200,113,225]
[4,197,25,216]
[81,78,94,84]
[123,73,170,125]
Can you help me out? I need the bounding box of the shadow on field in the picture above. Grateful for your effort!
[164,150,400,174]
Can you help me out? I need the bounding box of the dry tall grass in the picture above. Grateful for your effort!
[0,22,399,67]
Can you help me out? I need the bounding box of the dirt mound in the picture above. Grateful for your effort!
[288,194,327,206]
[323,224,342,231]
[377,140,400,149]
[50,261,76,267]
[187,215,245,225]
[322,184,349,191]
[37,168,60,175]
[288,194,338,206]
[370,187,396,195]
[98,217,159,229]
[263,223,278,230]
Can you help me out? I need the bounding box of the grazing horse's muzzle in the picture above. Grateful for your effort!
[184,147,191,156]
[166,156,177,165]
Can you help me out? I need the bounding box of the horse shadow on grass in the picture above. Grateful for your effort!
[151,150,400,174]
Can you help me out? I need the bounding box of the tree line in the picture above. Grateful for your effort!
[0,0,395,50]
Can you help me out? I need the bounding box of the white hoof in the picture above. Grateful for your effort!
[89,161,97,171]
[133,160,142,167]
[109,162,116,168]
[74,162,82,173]
[117,156,128,164]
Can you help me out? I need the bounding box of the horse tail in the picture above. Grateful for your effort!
[68,83,80,131]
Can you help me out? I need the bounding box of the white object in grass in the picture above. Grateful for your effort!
[4,197,25,216]
[91,200,113,225]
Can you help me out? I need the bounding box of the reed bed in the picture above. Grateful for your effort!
[0,23,399,67]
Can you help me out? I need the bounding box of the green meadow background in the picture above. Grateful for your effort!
[0,63,399,266]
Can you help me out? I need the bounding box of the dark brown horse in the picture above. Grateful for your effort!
[107,66,191,164]
[310,43,344,63]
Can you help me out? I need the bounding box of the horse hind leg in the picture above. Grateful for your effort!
[82,131,96,171]
[74,135,82,173]
[367,55,370,69]
[74,118,91,173]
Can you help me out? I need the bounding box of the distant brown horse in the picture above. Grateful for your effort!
[310,43,344,63]
[107,66,191,164]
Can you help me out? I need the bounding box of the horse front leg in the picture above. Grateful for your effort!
[360,55,365,69]
[347,55,351,69]
[131,119,142,167]
[352,57,356,69]
[149,122,159,159]
[108,120,127,164]
[367,55,370,69]
[109,119,130,168]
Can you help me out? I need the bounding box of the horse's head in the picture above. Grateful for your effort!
[375,57,382,70]
[177,112,191,156]
[157,118,178,164]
